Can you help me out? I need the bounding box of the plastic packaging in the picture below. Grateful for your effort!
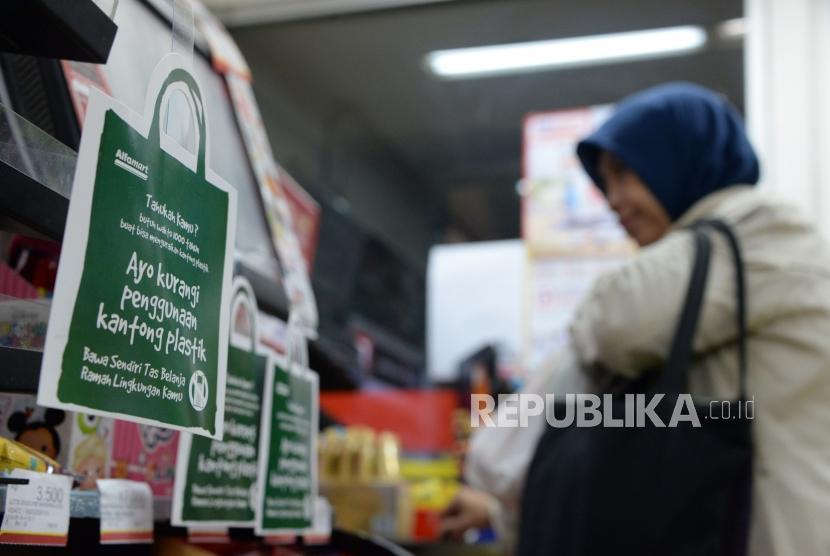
[0,436,60,474]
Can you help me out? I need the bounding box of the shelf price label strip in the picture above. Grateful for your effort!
[98,479,153,544]
[0,469,72,547]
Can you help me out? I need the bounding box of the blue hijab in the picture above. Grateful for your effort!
[576,82,760,221]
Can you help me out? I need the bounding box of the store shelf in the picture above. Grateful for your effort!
[0,160,70,241]
[0,346,42,392]
[0,483,410,555]
[0,167,292,313]
[0,338,360,395]
[310,335,361,391]
[235,259,290,319]
[316,529,415,556]
[0,0,118,63]
[0,486,171,521]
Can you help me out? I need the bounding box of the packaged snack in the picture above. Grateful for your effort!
[0,436,60,473]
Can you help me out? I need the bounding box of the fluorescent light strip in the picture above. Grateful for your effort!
[717,18,746,40]
[427,25,707,79]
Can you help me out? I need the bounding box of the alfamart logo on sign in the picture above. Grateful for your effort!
[38,54,237,439]
[472,393,755,428]
[114,149,149,181]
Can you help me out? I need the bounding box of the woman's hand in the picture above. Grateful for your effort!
[439,486,493,540]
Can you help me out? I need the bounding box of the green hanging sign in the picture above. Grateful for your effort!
[171,278,268,527]
[256,336,319,535]
[39,55,237,439]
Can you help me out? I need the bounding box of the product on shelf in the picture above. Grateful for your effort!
[0,296,51,349]
[0,263,39,300]
[0,393,71,467]
[6,235,60,296]
[400,456,461,542]
[0,436,61,474]
[320,426,403,485]
[319,426,414,540]
[67,413,113,490]
[110,421,179,496]
[322,481,410,541]
[377,431,401,481]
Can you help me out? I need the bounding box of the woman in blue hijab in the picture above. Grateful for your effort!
[448,83,830,555]
[528,83,830,555]
[577,82,760,245]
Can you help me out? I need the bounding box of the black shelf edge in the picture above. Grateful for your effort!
[0,330,360,396]
[235,259,289,320]
[0,345,42,392]
[0,161,293,313]
[0,160,69,241]
[0,0,118,63]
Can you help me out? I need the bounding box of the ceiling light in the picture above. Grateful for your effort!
[716,18,746,40]
[426,25,707,79]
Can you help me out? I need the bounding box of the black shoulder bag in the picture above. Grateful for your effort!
[517,220,753,556]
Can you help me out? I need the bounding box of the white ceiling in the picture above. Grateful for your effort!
[199,0,454,27]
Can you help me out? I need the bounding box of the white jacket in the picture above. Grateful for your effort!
[570,186,830,556]
[465,347,592,552]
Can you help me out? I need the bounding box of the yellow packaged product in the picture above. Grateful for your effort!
[0,436,61,474]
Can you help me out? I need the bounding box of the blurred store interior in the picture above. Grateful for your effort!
[1,0,829,553]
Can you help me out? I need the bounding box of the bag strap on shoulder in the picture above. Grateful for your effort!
[692,219,748,401]
[660,228,713,395]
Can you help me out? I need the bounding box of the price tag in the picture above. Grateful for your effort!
[0,469,72,546]
[97,479,153,544]
[187,526,230,544]
[264,534,297,545]
[304,497,332,545]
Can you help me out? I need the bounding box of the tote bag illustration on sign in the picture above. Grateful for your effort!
[518,221,753,556]
[39,55,237,440]
[256,315,319,535]
[172,277,270,527]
